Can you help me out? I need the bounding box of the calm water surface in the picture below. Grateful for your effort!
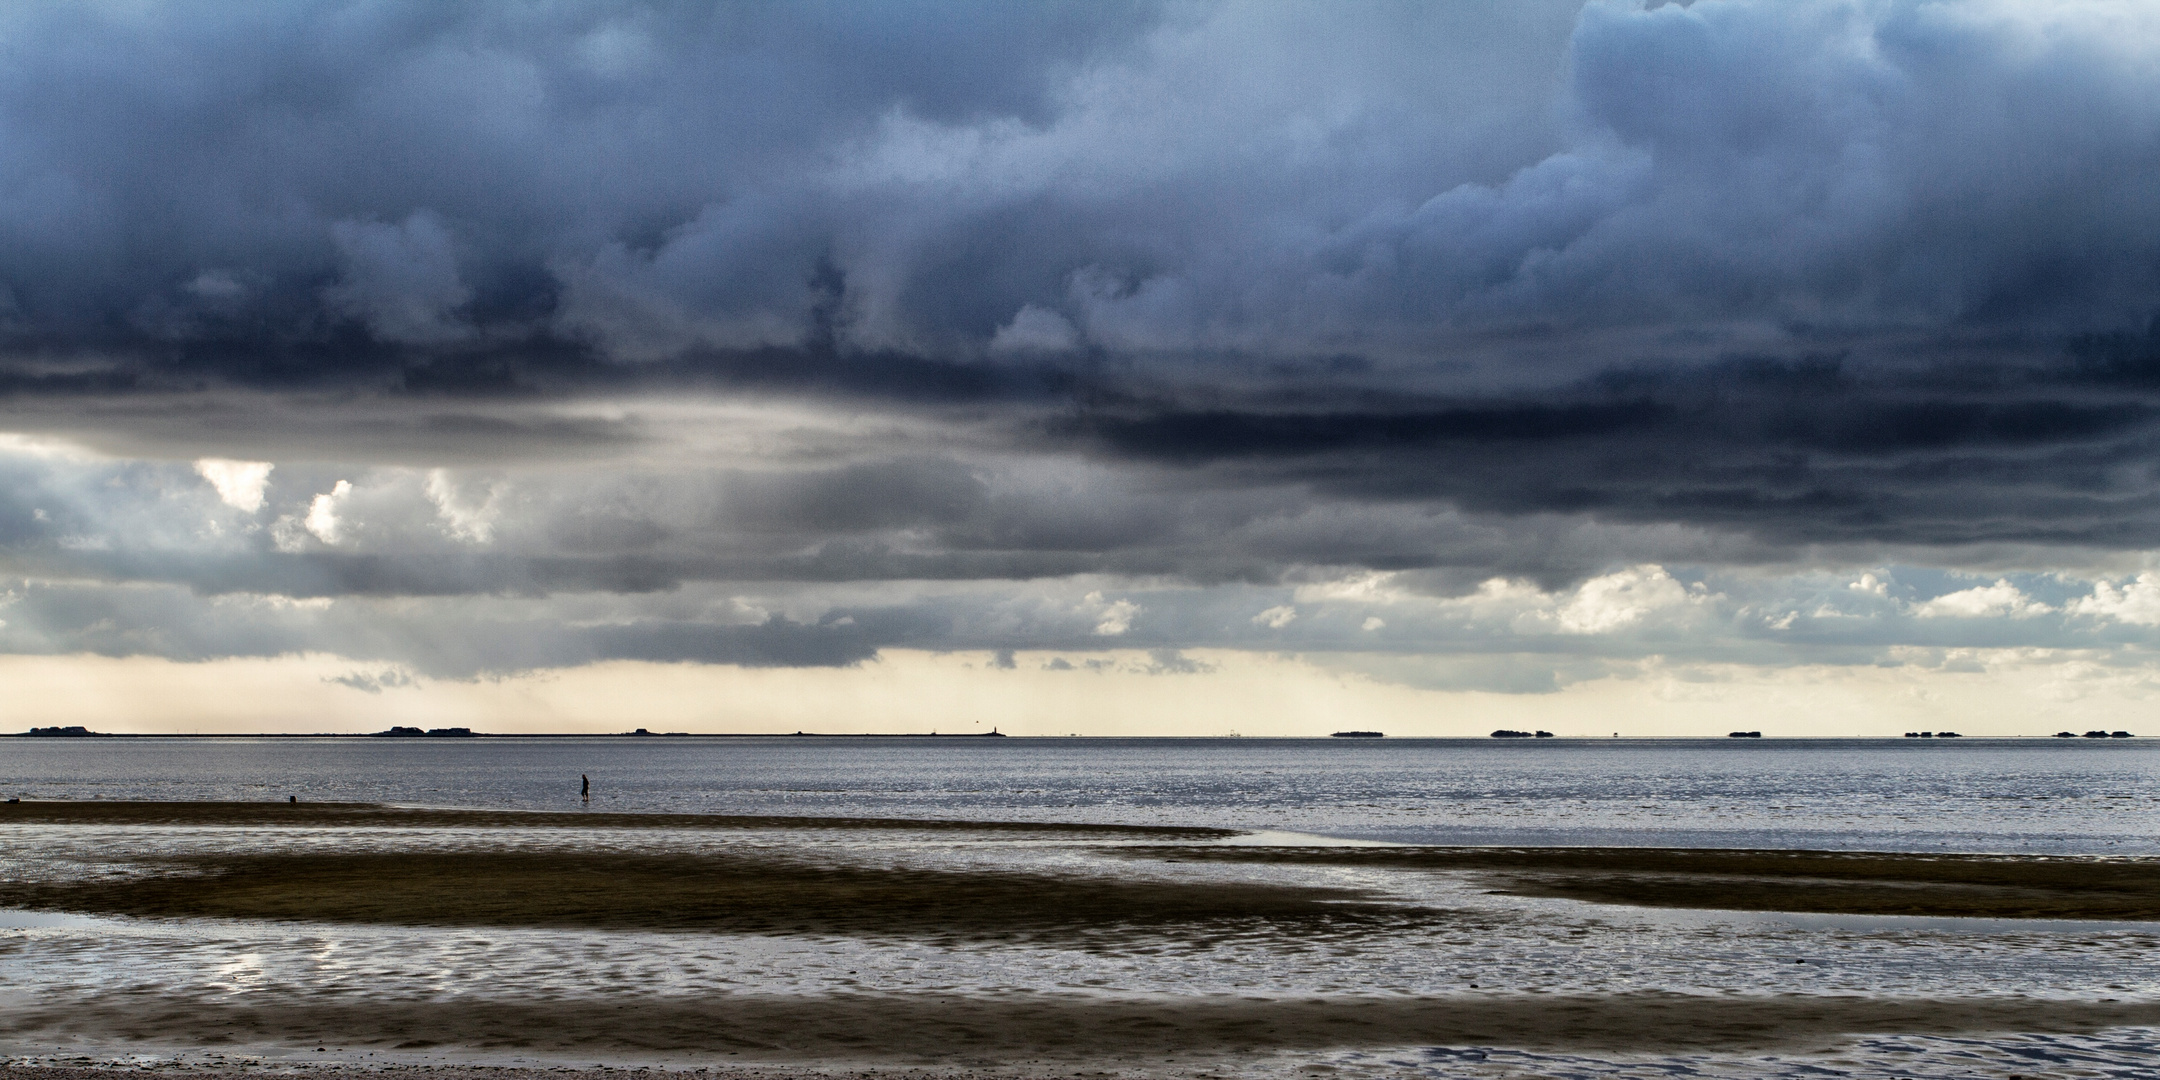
[5,736,2155,853]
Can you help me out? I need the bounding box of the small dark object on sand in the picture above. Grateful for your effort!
[288,796,297,804]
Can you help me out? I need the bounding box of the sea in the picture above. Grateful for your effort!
[4,736,2158,1079]
[4,735,2156,853]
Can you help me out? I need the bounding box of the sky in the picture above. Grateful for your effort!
[7,0,2160,735]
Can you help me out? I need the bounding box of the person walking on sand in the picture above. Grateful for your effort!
[581,773,589,801]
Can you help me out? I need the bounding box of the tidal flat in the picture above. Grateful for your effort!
[5,801,2160,1078]
[7,801,2156,927]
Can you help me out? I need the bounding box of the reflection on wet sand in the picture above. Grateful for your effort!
[3,801,2159,1077]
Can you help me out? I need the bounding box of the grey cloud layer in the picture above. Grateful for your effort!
[8,563,2160,684]
[5,1,2160,681]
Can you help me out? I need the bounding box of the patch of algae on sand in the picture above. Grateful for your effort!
[1127,845,2160,920]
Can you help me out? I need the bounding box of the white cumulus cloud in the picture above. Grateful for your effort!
[2068,573,2160,626]
[1913,580,2052,619]
[303,480,354,545]
[1083,591,1139,636]
[1556,565,1692,634]
[425,469,501,545]
[193,458,272,513]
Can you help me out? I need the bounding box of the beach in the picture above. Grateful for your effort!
[11,994,2160,1070]
[6,799,2159,1078]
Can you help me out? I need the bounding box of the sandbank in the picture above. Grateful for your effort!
[1132,844,2160,921]
[7,801,2158,924]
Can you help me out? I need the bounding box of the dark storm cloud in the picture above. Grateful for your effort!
[0,2,2152,502]
[6,1,2160,678]
[0,0,1163,346]
[0,0,2148,383]
[1056,355,2160,552]
[0,0,1579,382]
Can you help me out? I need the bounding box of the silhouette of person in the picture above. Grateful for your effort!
[581,774,589,801]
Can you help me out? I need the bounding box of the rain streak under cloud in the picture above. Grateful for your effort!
[6,0,2160,732]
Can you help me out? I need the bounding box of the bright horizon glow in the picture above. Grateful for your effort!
[2,649,2147,739]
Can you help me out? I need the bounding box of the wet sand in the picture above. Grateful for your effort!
[7,801,2157,924]
[1131,844,2160,921]
[8,993,2160,1062]
[7,800,2159,1073]
[0,848,1415,942]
